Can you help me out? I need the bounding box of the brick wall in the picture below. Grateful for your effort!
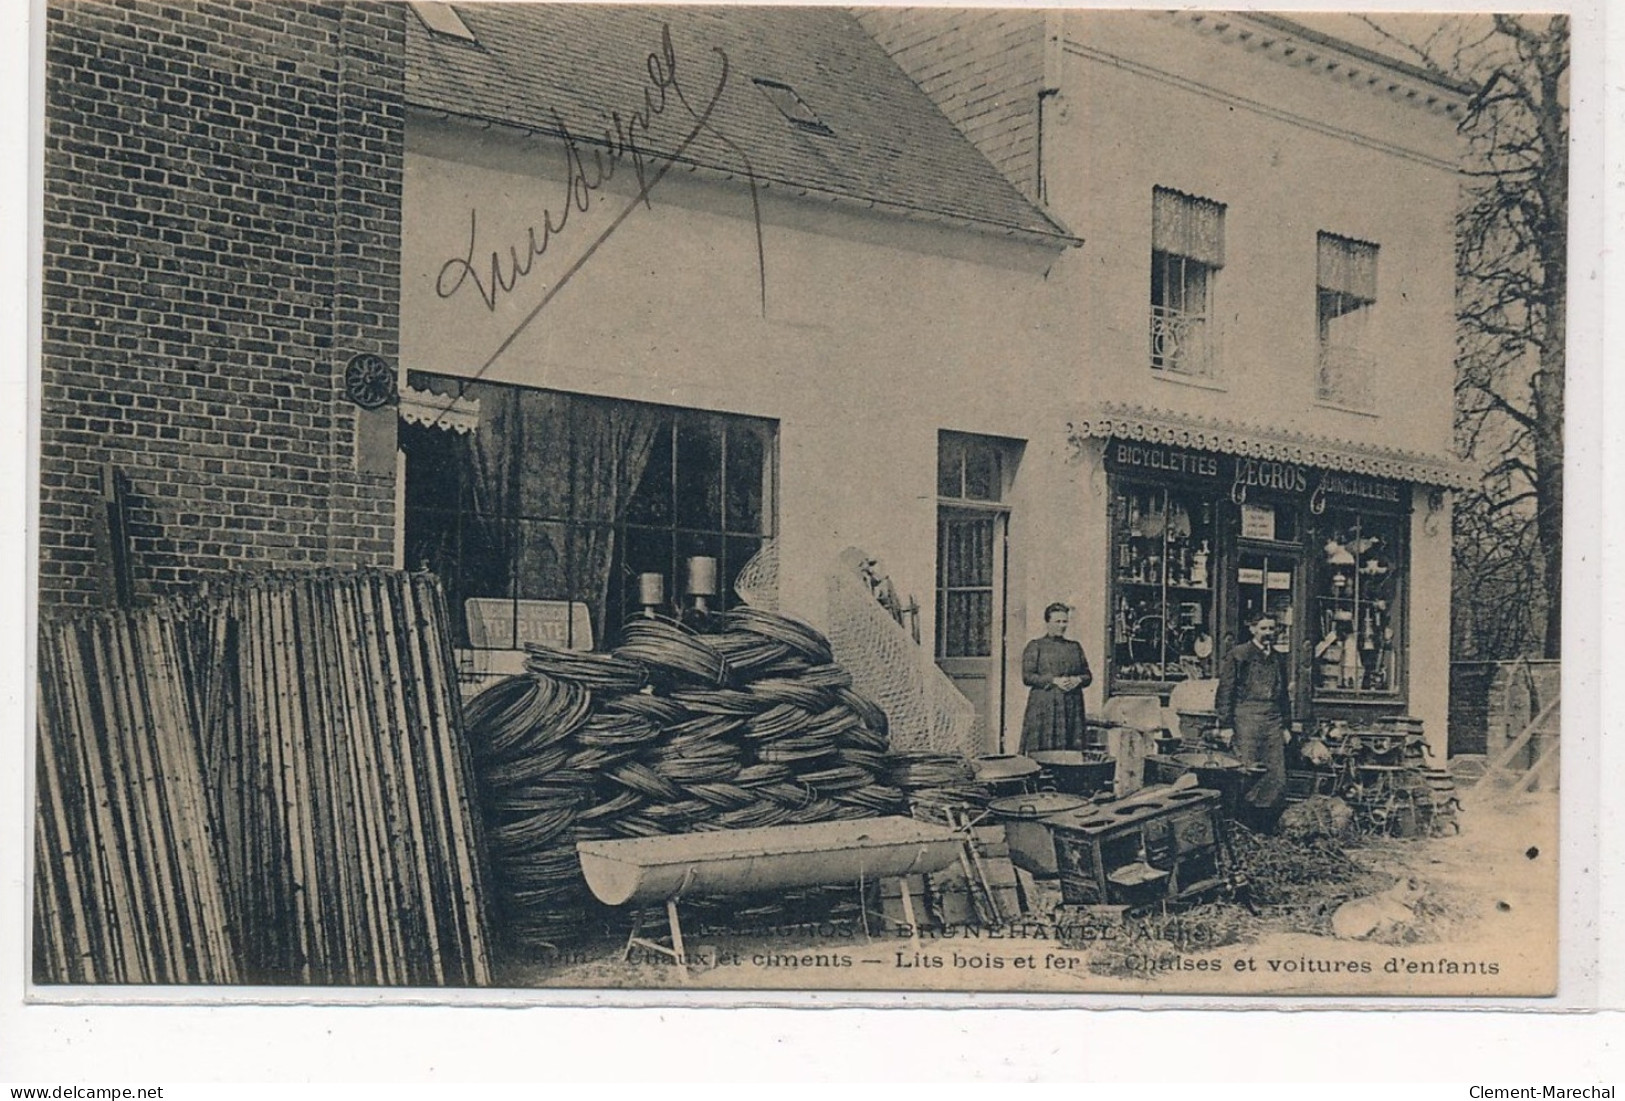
[39,0,404,609]
[855,8,1046,202]
[1448,659,1561,759]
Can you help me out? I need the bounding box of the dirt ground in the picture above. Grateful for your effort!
[499,788,1558,998]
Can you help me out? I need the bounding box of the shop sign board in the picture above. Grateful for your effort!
[1106,438,1406,513]
[1240,503,1277,541]
[1106,440,1224,482]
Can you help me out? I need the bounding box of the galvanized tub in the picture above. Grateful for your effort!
[575,816,963,907]
[987,792,1089,876]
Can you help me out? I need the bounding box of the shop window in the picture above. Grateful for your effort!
[1316,233,1379,410]
[401,373,774,655]
[1311,509,1403,697]
[1150,187,1225,379]
[1110,483,1218,688]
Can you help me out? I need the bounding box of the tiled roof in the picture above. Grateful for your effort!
[404,4,1077,245]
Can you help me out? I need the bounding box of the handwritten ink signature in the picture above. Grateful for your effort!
[434,48,671,311]
[435,26,766,331]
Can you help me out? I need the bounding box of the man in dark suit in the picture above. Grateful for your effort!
[1215,609,1292,828]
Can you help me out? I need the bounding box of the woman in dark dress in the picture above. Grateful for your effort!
[1020,602,1092,753]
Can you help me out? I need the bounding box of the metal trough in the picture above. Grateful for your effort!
[577,816,963,907]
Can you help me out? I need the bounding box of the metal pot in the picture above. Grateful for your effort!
[972,754,1042,797]
[1028,750,1117,797]
[988,792,1089,876]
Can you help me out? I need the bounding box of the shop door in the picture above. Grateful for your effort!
[937,506,1007,746]
[1231,547,1304,712]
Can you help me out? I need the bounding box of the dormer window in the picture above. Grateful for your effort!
[752,79,833,136]
[409,2,477,43]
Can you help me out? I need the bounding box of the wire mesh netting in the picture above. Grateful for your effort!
[823,549,978,757]
[732,541,978,756]
[732,538,780,612]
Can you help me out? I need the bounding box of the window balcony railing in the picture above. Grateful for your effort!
[1149,304,1215,379]
[1317,342,1376,411]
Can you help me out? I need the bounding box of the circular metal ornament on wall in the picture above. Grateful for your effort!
[343,353,397,409]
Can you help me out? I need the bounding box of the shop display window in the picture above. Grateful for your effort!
[402,373,775,653]
[1311,509,1403,697]
[1110,484,1219,688]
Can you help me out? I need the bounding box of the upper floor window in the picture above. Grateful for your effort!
[1150,187,1226,380]
[1316,232,1379,410]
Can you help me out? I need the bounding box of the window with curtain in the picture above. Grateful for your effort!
[402,373,775,654]
[1150,186,1226,378]
[935,432,1019,662]
[1316,232,1379,409]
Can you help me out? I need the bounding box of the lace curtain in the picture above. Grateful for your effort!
[1152,187,1226,267]
[1318,233,1379,302]
[457,382,662,642]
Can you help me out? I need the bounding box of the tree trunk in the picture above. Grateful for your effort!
[1533,325,1563,659]
[1532,33,1566,659]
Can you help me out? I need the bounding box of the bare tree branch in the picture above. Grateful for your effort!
[1377,14,1572,658]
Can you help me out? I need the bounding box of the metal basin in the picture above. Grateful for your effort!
[1029,750,1117,797]
[972,754,1042,796]
[575,816,963,907]
[1169,750,1244,770]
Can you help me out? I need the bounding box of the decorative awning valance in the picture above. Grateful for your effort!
[1069,403,1475,490]
[1318,233,1380,300]
[398,383,481,434]
[1152,187,1226,267]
